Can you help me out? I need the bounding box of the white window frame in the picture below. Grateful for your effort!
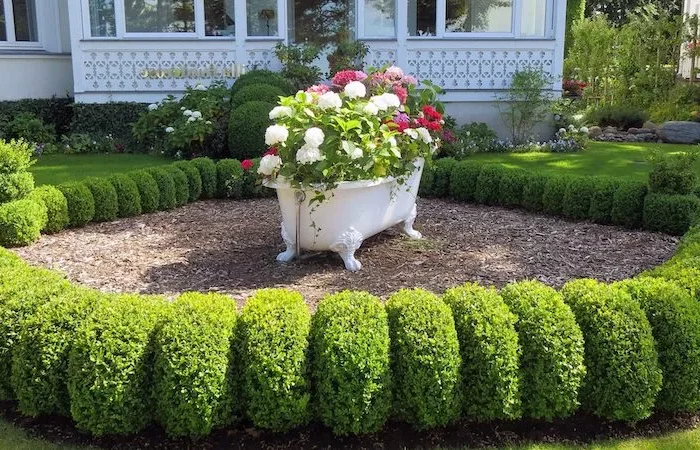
[0,0,41,48]
[357,0,397,39]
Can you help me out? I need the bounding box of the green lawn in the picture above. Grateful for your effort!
[466,142,700,181]
[30,154,173,186]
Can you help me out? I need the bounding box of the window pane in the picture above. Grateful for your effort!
[125,0,195,33]
[13,0,37,41]
[89,0,116,37]
[288,0,355,43]
[408,0,436,36]
[446,0,513,33]
[0,0,6,41]
[205,0,235,36]
[520,0,545,36]
[247,0,277,36]
[364,0,394,37]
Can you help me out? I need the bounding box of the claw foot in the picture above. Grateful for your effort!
[276,222,297,262]
[401,204,422,239]
[330,227,364,272]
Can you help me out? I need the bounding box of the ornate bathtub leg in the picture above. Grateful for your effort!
[276,222,297,262]
[330,227,364,272]
[400,204,422,239]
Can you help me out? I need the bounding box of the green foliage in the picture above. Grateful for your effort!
[154,292,239,437]
[385,289,461,430]
[500,281,586,420]
[0,199,45,247]
[498,169,528,208]
[442,283,521,421]
[72,102,146,151]
[231,84,286,109]
[238,289,311,431]
[449,161,482,201]
[274,43,323,91]
[164,166,190,206]
[643,193,700,235]
[146,168,177,211]
[442,122,498,157]
[647,150,699,195]
[542,175,570,216]
[0,138,34,174]
[561,279,662,421]
[108,174,142,218]
[26,186,69,233]
[499,70,552,144]
[327,32,369,75]
[228,101,274,160]
[56,182,94,227]
[615,278,700,412]
[589,177,620,224]
[586,105,648,130]
[68,294,165,436]
[126,170,160,214]
[0,172,34,203]
[419,158,456,198]
[230,70,294,97]
[562,176,596,220]
[521,173,549,212]
[310,291,391,435]
[216,159,245,199]
[565,0,586,56]
[1,112,56,145]
[0,97,73,136]
[83,177,118,222]
[612,181,647,228]
[172,161,203,202]
[474,165,506,205]
[191,157,217,199]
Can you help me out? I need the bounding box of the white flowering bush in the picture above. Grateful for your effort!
[255,67,445,198]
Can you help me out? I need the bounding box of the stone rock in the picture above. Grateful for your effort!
[628,127,639,134]
[588,126,602,137]
[643,121,658,130]
[658,121,700,144]
[603,126,618,133]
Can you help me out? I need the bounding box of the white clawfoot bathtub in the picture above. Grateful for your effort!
[265,159,424,271]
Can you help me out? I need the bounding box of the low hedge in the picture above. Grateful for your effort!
[386,289,461,430]
[521,173,548,212]
[419,158,457,198]
[498,169,528,208]
[311,291,391,435]
[191,157,217,199]
[216,158,245,199]
[26,186,69,233]
[442,283,521,420]
[108,174,142,218]
[542,175,570,216]
[0,172,34,203]
[449,161,482,202]
[164,166,190,206]
[173,161,203,203]
[643,193,700,236]
[0,198,45,247]
[230,71,293,97]
[589,177,620,224]
[83,177,118,222]
[474,165,506,206]
[56,182,94,227]
[562,177,596,221]
[127,170,160,214]
[146,167,177,211]
[561,279,662,422]
[154,292,238,437]
[611,181,647,228]
[500,281,586,420]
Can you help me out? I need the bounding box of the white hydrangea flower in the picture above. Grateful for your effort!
[183,109,193,116]
[403,128,418,139]
[344,81,367,99]
[296,143,325,164]
[568,124,575,131]
[580,126,589,134]
[416,127,433,144]
[192,111,202,119]
[165,126,175,133]
[194,84,207,91]
[265,124,289,146]
[148,103,158,111]
[205,120,212,125]
[559,128,566,134]
[187,116,197,122]
[341,141,363,160]
[258,154,282,175]
[269,106,294,120]
[180,106,186,111]
[304,127,325,147]
[385,65,404,78]
[318,91,342,110]
[380,93,401,109]
[363,102,379,116]
[370,95,388,111]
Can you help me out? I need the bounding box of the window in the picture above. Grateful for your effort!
[446,0,513,33]
[0,0,6,41]
[125,0,195,33]
[408,0,437,36]
[288,0,355,43]
[0,0,38,42]
[363,0,395,37]
[520,0,545,36]
[247,0,277,36]
[89,0,116,37]
[205,0,235,36]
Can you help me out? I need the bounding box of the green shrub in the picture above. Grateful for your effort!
[499,169,528,208]
[542,175,570,216]
[0,199,45,247]
[4,112,56,144]
[589,177,620,224]
[386,289,461,429]
[643,193,700,236]
[0,138,34,174]
[228,101,274,161]
[500,280,586,420]
[562,176,596,220]
[127,170,160,214]
[611,181,647,228]
[231,83,286,109]
[647,150,698,195]
[420,158,456,198]
[164,166,190,206]
[442,283,521,420]
[521,173,548,212]
[83,177,118,222]
[449,161,482,202]
[474,165,506,206]
[12,288,101,417]
[191,157,217,199]
[0,98,73,136]
[216,159,245,199]
[68,294,165,436]
[146,168,177,211]
[172,161,203,202]
[108,174,142,218]
[26,186,69,233]
[310,291,391,435]
[231,70,293,97]
[0,172,34,203]
[238,289,311,431]
[586,105,648,130]
[561,279,662,421]
[56,182,94,227]
[72,102,146,151]
[154,292,238,437]
[615,278,700,412]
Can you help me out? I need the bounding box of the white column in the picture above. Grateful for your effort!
[66,0,86,95]
[551,0,567,92]
[396,0,408,69]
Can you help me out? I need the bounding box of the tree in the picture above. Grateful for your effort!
[565,0,586,56]
[585,0,683,27]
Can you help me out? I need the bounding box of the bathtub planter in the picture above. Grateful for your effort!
[266,158,424,271]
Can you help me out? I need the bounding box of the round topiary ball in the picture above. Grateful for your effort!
[0,198,45,247]
[146,168,177,211]
[228,101,274,161]
[231,71,293,97]
[0,172,35,203]
[172,161,203,202]
[83,177,118,222]
[190,157,217,199]
[27,186,69,233]
[231,83,286,109]
[127,170,160,214]
[108,174,142,218]
[56,182,94,227]
[164,166,190,206]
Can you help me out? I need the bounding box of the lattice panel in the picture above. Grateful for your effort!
[364,48,398,69]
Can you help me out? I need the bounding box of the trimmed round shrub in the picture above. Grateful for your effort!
[172,161,203,202]
[615,278,700,412]
[127,170,160,214]
[238,289,311,431]
[108,174,142,218]
[611,181,647,228]
[0,199,45,247]
[386,289,461,429]
[521,173,548,212]
[26,186,69,233]
[0,172,34,203]
[498,169,528,208]
[500,280,586,420]
[164,166,190,206]
[0,138,33,174]
[419,158,456,198]
[450,161,482,202]
[231,83,286,109]
[643,193,700,236]
[562,176,596,220]
[231,70,293,97]
[154,292,238,437]
[542,175,570,216]
[191,157,217,199]
[442,283,521,420]
[228,101,274,161]
[311,291,391,435]
[147,168,177,211]
[68,294,166,436]
[216,158,245,199]
[589,177,620,224]
[12,288,101,417]
[561,279,662,421]
[56,182,94,227]
[83,177,118,222]
[474,165,506,206]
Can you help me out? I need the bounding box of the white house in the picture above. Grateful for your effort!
[681,0,700,80]
[1,0,566,130]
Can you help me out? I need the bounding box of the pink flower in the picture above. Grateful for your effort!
[401,75,418,86]
[393,85,408,104]
[306,84,330,94]
[385,65,404,80]
[241,159,254,171]
[332,70,368,87]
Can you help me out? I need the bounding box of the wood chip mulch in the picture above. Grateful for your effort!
[11,198,678,307]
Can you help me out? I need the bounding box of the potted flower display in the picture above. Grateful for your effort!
[258,66,445,271]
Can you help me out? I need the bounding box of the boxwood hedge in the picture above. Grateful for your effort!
[562,177,597,220]
[146,167,177,211]
[108,173,142,218]
[0,198,45,247]
[127,170,160,214]
[542,175,570,216]
[216,159,245,199]
[83,177,118,222]
[172,161,203,203]
[164,166,190,206]
[26,185,69,233]
[474,165,506,206]
[56,182,94,227]
[191,157,217,199]
[449,161,482,201]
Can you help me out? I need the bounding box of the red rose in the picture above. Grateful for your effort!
[264,147,278,156]
[241,159,254,171]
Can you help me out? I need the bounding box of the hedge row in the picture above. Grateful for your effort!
[2,247,700,438]
[420,159,699,235]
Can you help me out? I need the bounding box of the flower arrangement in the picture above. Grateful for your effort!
[255,66,445,199]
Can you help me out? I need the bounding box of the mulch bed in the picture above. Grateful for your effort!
[12,198,678,308]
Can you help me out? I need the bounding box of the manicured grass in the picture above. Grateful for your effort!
[30,154,173,186]
[0,420,89,450]
[466,142,700,181]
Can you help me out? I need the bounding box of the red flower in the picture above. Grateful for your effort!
[264,147,278,156]
[422,105,442,121]
[241,159,254,171]
[331,70,368,87]
[393,85,408,104]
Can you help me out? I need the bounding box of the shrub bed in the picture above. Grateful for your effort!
[216,159,245,199]
[643,193,700,236]
[449,161,482,202]
[127,170,160,214]
[147,168,177,211]
[231,84,286,109]
[191,157,217,199]
[542,175,570,216]
[0,199,45,247]
[0,172,34,203]
[589,177,620,224]
[228,101,274,160]
[164,166,190,206]
[498,169,528,208]
[562,177,596,220]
